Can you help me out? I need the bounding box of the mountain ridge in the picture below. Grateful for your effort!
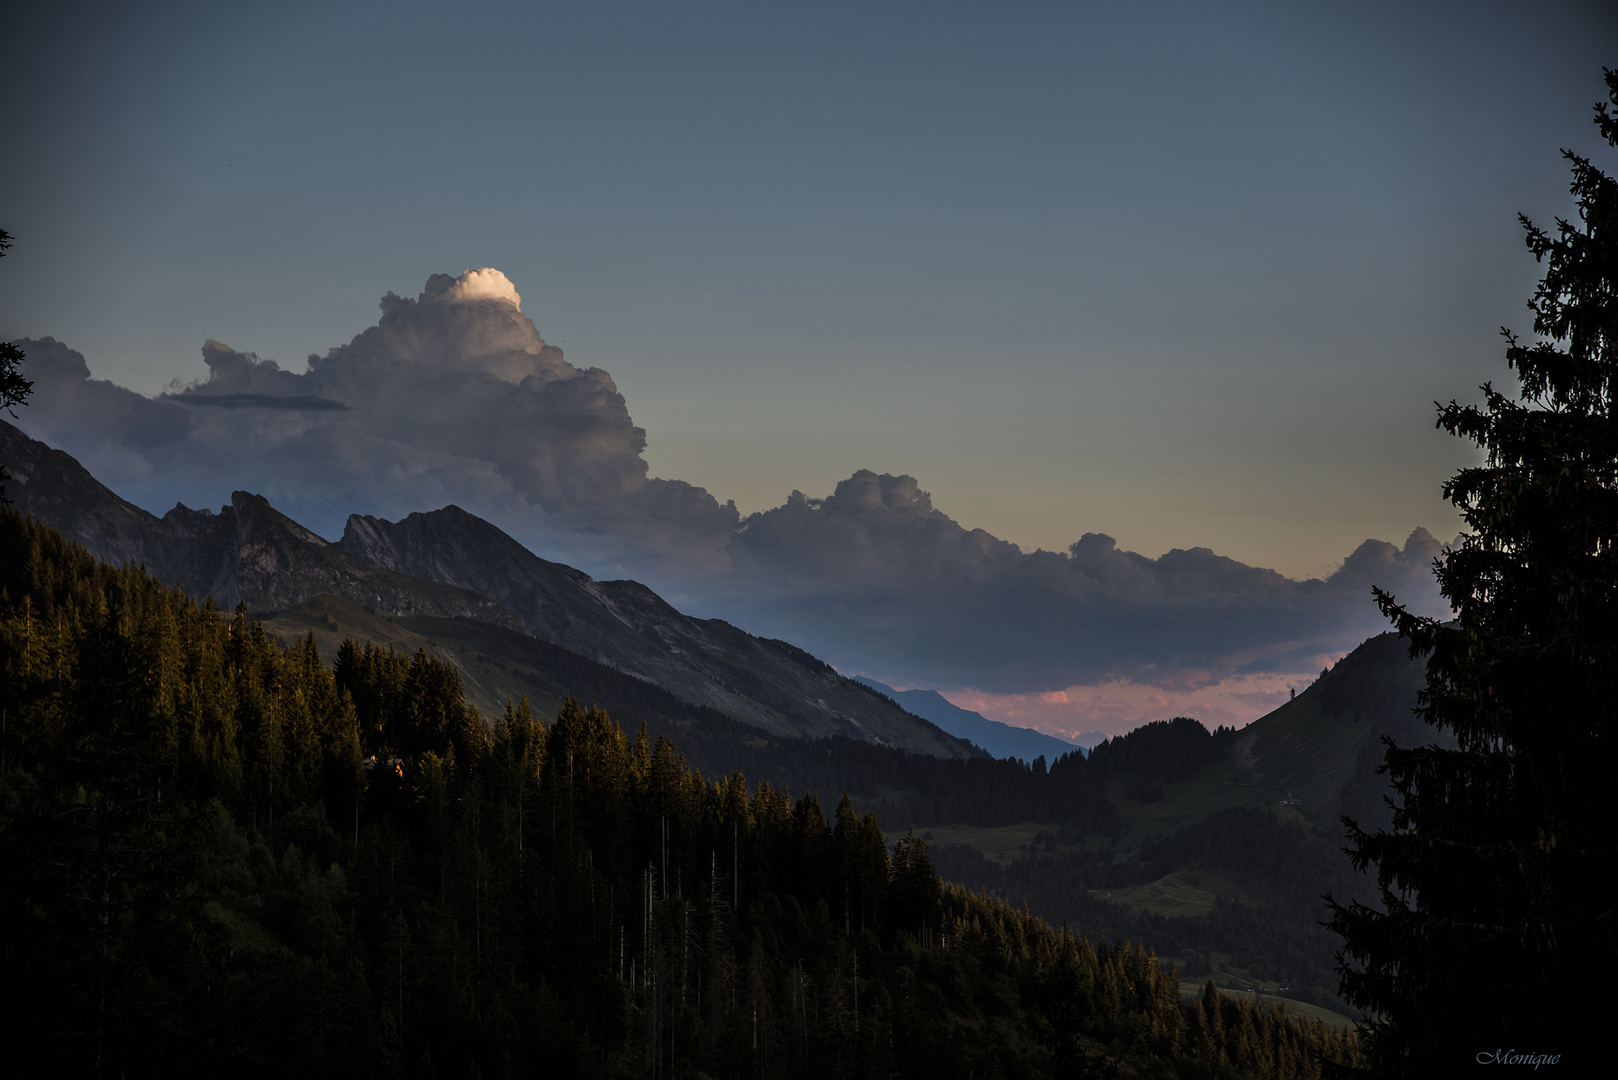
[1,419,977,758]
[852,676,1097,762]
[340,505,978,755]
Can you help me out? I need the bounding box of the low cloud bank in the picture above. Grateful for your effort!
[718,468,1447,695]
[946,674,1311,742]
[15,268,1451,723]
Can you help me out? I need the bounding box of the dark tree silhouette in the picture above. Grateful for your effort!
[1329,70,1618,1076]
[1,228,33,504]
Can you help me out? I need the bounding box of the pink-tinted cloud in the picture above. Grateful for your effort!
[937,662,1348,740]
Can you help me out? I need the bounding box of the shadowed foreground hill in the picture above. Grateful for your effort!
[0,510,1359,1078]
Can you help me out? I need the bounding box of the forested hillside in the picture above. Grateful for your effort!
[930,808,1358,1012]
[0,510,1360,1077]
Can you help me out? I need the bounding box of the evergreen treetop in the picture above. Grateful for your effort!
[1,228,34,504]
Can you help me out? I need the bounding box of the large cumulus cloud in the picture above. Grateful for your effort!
[17,336,193,489]
[15,268,1452,722]
[16,270,738,572]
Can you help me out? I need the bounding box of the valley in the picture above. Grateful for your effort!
[258,551,1426,1029]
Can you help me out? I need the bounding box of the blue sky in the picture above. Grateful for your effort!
[3,1,1615,733]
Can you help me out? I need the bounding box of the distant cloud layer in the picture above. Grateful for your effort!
[14,268,1451,729]
[718,468,1447,694]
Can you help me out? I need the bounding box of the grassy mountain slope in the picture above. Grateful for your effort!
[1104,631,1431,852]
[263,592,804,784]
[340,505,979,757]
[266,595,1106,840]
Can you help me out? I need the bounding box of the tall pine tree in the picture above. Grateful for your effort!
[1329,70,1618,1075]
[1,228,33,504]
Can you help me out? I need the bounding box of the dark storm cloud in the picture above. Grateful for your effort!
[15,271,1449,699]
[21,336,192,449]
[13,336,194,491]
[173,391,352,410]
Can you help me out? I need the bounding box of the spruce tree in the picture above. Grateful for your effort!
[1329,70,1618,1074]
[1,229,33,504]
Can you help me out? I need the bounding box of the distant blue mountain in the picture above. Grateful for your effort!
[854,677,1101,763]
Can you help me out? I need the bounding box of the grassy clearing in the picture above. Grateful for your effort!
[884,822,1059,864]
[264,594,566,721]
[1241,698,1373,814]
[1157,952,1360,1030]
[1170,978,1358,1030]
[1106,870,1265,918]
[1107,763,1308,854]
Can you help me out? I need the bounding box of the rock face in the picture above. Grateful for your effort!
[341,506,979,755]
[1,420,183,578]
[167,492,530,631]
[0,420,528,631]
[3,419,977,757]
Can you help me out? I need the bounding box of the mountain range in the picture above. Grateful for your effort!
[854,676,1101,762]
[1,418,1003,758]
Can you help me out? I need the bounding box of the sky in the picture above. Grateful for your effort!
[3,1,1615,738]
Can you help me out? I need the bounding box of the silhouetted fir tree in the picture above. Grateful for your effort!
[888,828,942,945]
[0,229,31,505]
[1329,70,1618,1075]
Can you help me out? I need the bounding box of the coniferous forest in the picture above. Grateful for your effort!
[0,510,1363,1077]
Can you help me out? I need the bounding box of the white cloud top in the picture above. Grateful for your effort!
[439,268,522,309]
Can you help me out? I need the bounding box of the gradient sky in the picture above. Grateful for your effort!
[3,1,1615,735]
